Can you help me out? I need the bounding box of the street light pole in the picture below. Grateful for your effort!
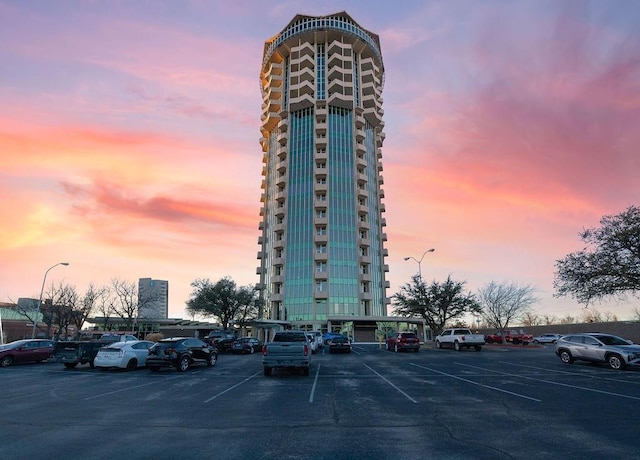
[31,262,69,339]
[403,248,435,279]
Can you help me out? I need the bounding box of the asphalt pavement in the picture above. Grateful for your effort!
[1,343,639,459]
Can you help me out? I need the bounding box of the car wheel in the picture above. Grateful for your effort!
[263,366,272,376]
[414,347,420,352]
[1,356,14,367]
[207,352,218,367]
[607,354,626,370]
[394,344,399,353]
[435,341,441,349]
[474,346,482,352]
[454,341,461,351]
[126,359,137,370]
[559,350,574,364]
[149,366,160,372]
[177,355,190,372]
[63,363,78,369]
[533,340,540,344]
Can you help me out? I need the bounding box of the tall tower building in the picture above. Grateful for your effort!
[257,12,389,331]
[138,278,169,319]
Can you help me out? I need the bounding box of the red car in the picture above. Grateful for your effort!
[385,332,420,352]
[484,333,504,344]
[505,330,533,345]
[0,339,54,367]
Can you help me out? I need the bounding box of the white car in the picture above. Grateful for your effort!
[532,333,562,344]
[93,340,154,370]
[305,333,318,353]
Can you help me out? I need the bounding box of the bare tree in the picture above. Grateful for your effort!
[94,285,116,331]
[559,314,575,325]
[478,281,538,338]
[110,278,139,330]
[41,282,78,339]
[521,312,541,327]
[633,307,640,322]
[71,283,103,333]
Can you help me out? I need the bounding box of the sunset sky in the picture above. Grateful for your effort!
[1,0,639,322]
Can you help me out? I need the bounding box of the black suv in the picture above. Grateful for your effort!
[146,338,218,372]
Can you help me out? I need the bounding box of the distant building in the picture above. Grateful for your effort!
[138,278,168,319]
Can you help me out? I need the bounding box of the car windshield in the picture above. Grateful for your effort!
[593,335,631,346]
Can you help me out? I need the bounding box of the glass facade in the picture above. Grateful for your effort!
[259,12,387,329]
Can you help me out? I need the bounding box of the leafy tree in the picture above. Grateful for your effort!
[477,281,538,336]
[554,205,640,305]
[393,275,481,336]
[186,277,258,330]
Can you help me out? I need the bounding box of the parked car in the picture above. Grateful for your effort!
[555,333,640,370]
[93,340,154,370]
[484,333,503,344]
[328,335,352,353]
[386,332,420,352]
[505,330,534,345]
[305,333,318,353]
[147,337,218,372]
[435,328,484,351]
[204,330,237,352]
[309,331,324,349]
[323,332,344,346]
[532,333,562,344]
[231,337,263,354]
[0,339,54,367]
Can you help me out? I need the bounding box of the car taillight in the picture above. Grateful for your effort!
[262,345,267,356]
[304,344,309,356]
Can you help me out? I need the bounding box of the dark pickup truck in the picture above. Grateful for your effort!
[204,330,237,352]
[53,333,137,368]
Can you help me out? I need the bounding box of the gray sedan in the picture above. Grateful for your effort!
[555,333,640,370]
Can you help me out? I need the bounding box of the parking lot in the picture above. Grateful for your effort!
[1,343,639,459]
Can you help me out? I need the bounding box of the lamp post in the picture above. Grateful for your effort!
[403,248,435,279]
[31,262,69,339]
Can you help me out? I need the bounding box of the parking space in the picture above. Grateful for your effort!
[1,344,639,458]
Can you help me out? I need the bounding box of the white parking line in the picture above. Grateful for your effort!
[457,362,640,401]
[309,364,320,403]
[363,363,418,403]
[410,363,541,402]
[500,361,640,386]
[204,371,262,403]
[84,378,177,400]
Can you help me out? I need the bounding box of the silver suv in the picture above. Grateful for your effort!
[555,333,640,370]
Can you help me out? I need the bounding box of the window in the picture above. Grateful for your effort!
[316,209,327,218]
[316,262,327,272]
[316,226,327,235]
[316,280,326,292]
[317,193,326,201]
[316,244,327,254]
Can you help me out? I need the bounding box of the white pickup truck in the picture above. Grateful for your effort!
[435,328,485,351]
[262,331,311,376]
